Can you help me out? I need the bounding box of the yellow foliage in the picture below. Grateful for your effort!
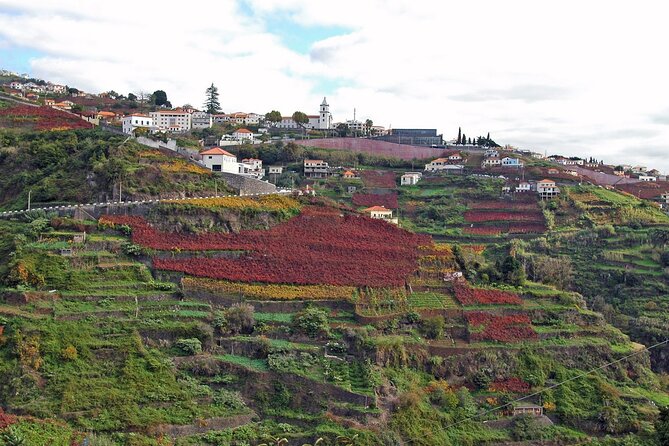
[159,160,212,175]
[62,345,78,361]
[167,194,301,212]
[138,149,164,158]
[183,277,355,301]
[543,401,556,411]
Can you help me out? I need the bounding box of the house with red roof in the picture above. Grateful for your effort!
[200,147,239,173]
[363,205,393,218]
[232,128,254,141]
[537,179,560,199]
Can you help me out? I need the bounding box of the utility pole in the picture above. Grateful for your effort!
[119,181,122,203]
[27,190,31,210]
[215,179,218,197]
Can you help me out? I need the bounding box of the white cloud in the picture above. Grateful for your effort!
[1,0,669,171]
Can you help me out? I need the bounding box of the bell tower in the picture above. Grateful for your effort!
[319,97,330,130]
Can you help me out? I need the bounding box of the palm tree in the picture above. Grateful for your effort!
[258,437,289,446]
[336,434,359,445]
[302,438,324,446]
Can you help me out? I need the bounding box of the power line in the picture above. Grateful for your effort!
[440,338,669,431]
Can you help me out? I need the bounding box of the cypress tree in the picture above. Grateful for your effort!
[457,127,462,145]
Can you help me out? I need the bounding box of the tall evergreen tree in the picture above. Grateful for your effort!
[462,133,466,145]
[204,83,221,114]
[457,127,462,145]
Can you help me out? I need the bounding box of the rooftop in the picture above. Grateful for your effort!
[200,147,235,157]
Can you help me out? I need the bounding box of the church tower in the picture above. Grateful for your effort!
[319,97,331,130]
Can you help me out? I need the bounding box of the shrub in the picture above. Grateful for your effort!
[512,414,545,440]
[61,344,78,361]
[419,317,444,340]
[291,306,330,338]
[175,338,202,355]
[224,304,255,335]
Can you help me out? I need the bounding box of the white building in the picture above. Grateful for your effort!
[362,206,398,224]
[200,147,239,173]
[8,81,23,90]
[483,149,499,158]
[275,97,333,130]
[639,175,657,182]
[191,111,213,129]
[482,157,502,167]
[401,172,422,186]
[122,114,154,135]
[150,109,192,132]
[537,179,560,199]
[501,157,523,167]
[516,182,532,192]
[304,159,330,178]
[232,128,254,141]
[425,158,448,171]
[268,166,283,175]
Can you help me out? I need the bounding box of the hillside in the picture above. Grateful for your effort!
[0,129,228,211]
[0,191,667,445]
[0,126,667,445]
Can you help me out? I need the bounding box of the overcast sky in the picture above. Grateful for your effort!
[1,0,669,171]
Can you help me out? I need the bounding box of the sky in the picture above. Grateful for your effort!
[1,0,669,171]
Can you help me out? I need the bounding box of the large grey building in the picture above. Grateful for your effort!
[372,128,443,146]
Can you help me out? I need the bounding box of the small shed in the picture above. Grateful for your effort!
[513,404,543,417]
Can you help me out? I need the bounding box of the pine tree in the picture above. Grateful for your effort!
[462,133,466,145]
[457,127,462,145]
[204,83,221,114]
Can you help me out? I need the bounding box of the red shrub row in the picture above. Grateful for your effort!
[489,377,531,393]
[101,207,432,287]
[360,170,397,188]
[508,223,546,234]
[352,192,398,209]
[466,312,537,342]
[0,408,17,429]
[464,210,544,223]
[469,201,538,211]
[0,105,93,131]
[453,283,522,305]
[463,226,502,236]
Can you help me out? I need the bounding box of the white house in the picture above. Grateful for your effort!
[516,182,532,192]
[482,157,502,167]
[448,153,463,162]
[362,206,397,224]
[424,158,453,171]
[304,160,330,178]
[150,109,192,132]
[46,83,66,94]
[639,175,657,182]
[268,166,283,175]
[240,158,264,178]
[200,147,239,173]
[232,128,254,141]
[501,157,523,167]
[537,179,560,199]
[122,114,154,135]
[484,149,499,158]
[8,81,24,90]
[401,172,422,186]
[241,158,262,171]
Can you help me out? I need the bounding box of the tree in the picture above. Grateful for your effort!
[365,119,373,135]
[457,127,462,144]
[292,111,309,129]
[151,90,170,107]
[336,123,350,137]
[500,255,525,286]
[291,306,329,338]
[265,110,282,127]
[224,303,255,334]
[461,133,466,145]
[204,83,221,114]
[127,93,137,102]
[135,90,151,103]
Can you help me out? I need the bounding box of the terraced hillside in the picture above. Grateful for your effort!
[1,194,667,445]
